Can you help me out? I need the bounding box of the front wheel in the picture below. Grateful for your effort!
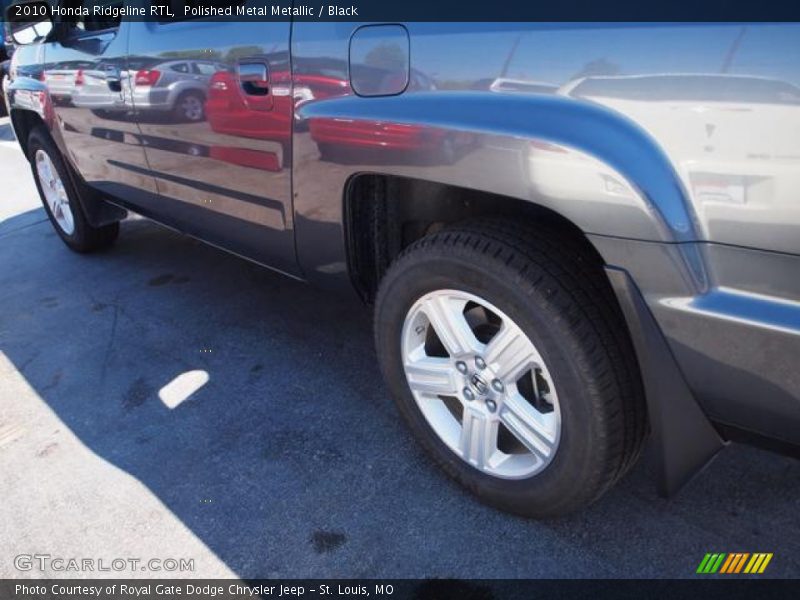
[28,127,119,253]
[374,220,647,517]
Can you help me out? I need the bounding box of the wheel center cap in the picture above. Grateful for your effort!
[469,373,489,396]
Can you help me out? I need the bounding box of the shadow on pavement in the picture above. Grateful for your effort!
[0,207,47,236]
[0,119,15,142]
[1,215,798,578]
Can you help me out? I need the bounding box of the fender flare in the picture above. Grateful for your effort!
[299,92,701,244]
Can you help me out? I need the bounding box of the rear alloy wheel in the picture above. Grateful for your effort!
[375,220,647,517]
[402,289,561,479]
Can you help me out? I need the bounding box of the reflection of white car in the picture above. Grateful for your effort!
[71,64,130,111]
[44,60,95,105]
[72,59,227,122]
[526,138,639,203]
[489,77,558,95]
[126,59,227,122]
[527,74,800,223]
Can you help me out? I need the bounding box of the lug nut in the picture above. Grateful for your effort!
[492,379,504,393]
[463,387,475,401]
[456,361,468,374]
[486,399,497,413]
[475,356,486,370]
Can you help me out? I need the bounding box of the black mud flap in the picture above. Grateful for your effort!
[605,266,726,496]
[63,155,128,228]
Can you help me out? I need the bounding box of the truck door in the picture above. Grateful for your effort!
[126,3,297,275]
[41,0,158,203]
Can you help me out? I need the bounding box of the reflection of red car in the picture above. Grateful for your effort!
[206,70,292,142]
[208,146,280,172]
[310,118,474,164]
[305,68,472,163]
[206,71,348,141]
[292,74,351,106]
[310,118,439,150]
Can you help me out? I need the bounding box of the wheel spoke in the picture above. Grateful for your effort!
[420,294,481,357]
[499,393,557,459]
[61,202,74,232]
[459,408,498,469]
[485,322,538,382]
[55,181,73,231]
[404,356,459,397]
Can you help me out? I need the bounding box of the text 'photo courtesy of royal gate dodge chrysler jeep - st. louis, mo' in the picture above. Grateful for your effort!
[3,1,799,518]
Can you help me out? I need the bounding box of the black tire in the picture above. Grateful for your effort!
[172,91,205,122]
[374,219,647,517]
[28,126,119,253]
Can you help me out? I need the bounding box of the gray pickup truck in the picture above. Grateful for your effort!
[5,2,799,517]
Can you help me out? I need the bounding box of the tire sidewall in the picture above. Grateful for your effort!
[376,248,607,516]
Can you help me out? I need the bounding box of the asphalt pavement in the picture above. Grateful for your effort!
[1,116,798,579]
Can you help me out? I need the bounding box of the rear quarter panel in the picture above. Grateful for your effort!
[291,22,800,443]
[293,22,800,257]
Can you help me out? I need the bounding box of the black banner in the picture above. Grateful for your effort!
[6,0,800,22]
[2,580,800,600]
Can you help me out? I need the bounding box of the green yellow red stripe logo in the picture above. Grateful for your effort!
[697,553,773,574]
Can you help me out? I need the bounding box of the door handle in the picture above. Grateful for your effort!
[237,61,270,96]
[105,65,122,92]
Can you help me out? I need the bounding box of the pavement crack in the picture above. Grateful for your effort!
[100,301,121,384]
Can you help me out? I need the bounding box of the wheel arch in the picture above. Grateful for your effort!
[7,72,55,156]
[10,106,127,228]
[9,107,45,157]
[171,85,207,105]
[343,173,607,305]
[343,173,724,498]
[313,93,722,498]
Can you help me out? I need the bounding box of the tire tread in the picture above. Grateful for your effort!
[375,218,648,516]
